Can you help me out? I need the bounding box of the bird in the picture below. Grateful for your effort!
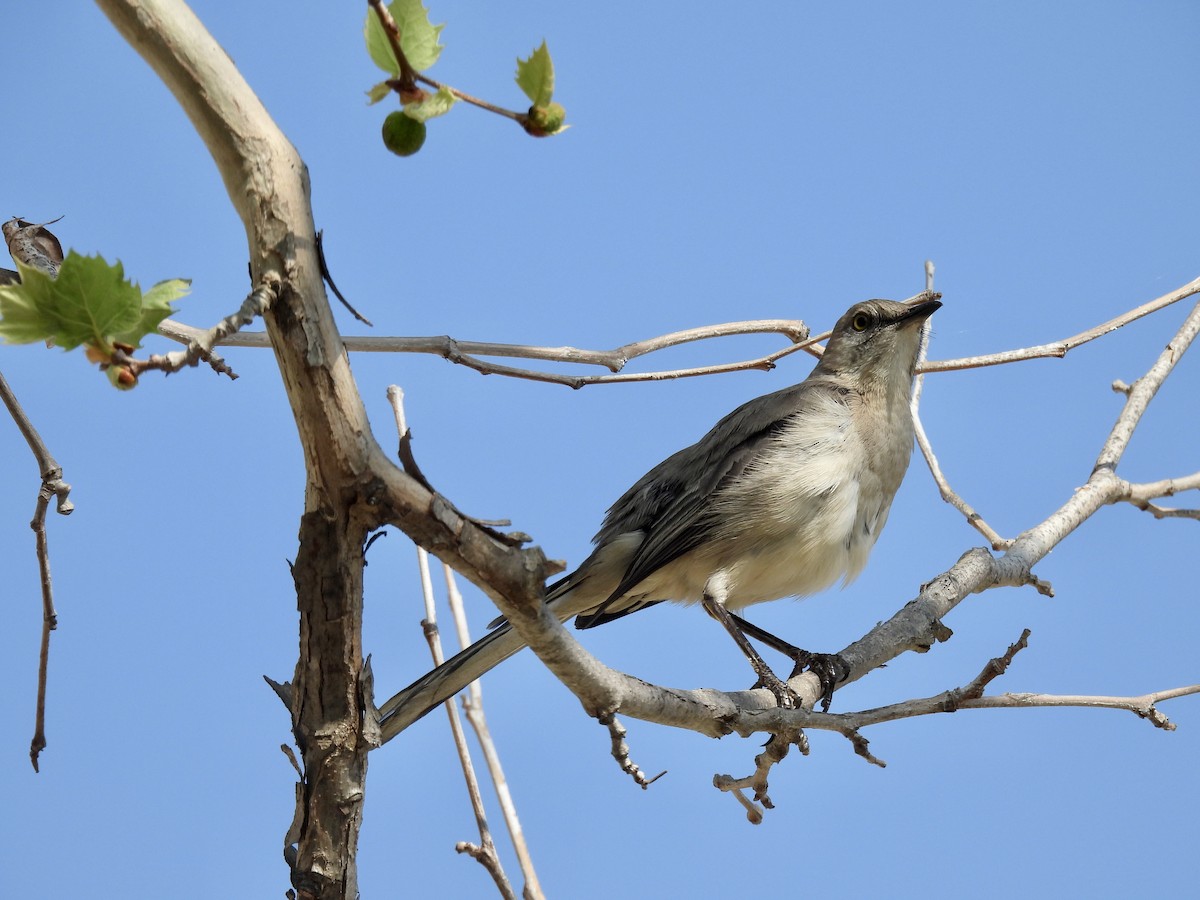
[378,294,941,739]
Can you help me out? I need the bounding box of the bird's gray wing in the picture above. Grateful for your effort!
[575,378,847,627]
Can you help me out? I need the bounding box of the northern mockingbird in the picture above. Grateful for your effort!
[379,294,941,737]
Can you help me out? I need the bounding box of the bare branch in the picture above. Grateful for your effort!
[27,487,55,772]
[920,275,1200,373]
[909,277,1200,545]
[804,630,1195,734]
[956,629,1030,699]
[453,842,518,900]
[908,284,1011,548]
[1094,297,1200,471]
[913,407,1011,548]
[1116,472,1200,521]
[0,372,73,517]
[429,293,1200,761]
[160,317,814,386]
[713,728,808,822]
[414,547,517,900]
[388,385,538,898]
[955,686,1198,730]
[0,369,73,771]
[118,277,280,380]
[444,565,544,900]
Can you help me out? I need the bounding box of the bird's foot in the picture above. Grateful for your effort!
[787,651,850,712]
[750,668,800,710]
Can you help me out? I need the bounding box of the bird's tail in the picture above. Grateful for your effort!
[377,621,529,740]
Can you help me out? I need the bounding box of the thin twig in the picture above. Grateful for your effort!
[712,628,1192,818]
[415,547,516,900]
[414,74,525,123]
[368,0,419,93]
[920,275,1200,373]
[158,316,813,386]
[823,633,1196,733]
[444,565,545,900]
[1118,471,1200,520]
[1093,300,1200,473]
[158,278,1200,385]
[0,369,73,772]
[390,385,519,899]
[28,487,54,772]
[908,280,1010,547]
[116,276,280,381]
[913,407,1011,548]
[954,629,1031,700]
[597,712,666,789]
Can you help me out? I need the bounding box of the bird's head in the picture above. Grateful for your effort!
[813,295,942,390]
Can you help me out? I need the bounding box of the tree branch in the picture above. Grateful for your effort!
[415,547,518,900]
[919,275,1200,373]
[0,369,74,771]
[93,2,1199,883]
[375,291,1200,803]
[158,316,813,386]
[116,277,280,380]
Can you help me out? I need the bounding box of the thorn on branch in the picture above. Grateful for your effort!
[363,530,388,560]
[263,675,295,713]
[316,230,373,327]
[280,743,303,778]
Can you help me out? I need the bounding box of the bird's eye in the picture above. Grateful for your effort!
[851,312,871,332]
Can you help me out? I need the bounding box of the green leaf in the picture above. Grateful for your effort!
[516,40,555,106]
[403,85,457,122]
[364,0,445,75]
[366,81,393,105]
[0,264,60,343]
[0,252,186,353]
[51,253,143,351]
[123,278,190,346]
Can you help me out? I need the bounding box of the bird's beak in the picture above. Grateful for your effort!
[897,294,942,326]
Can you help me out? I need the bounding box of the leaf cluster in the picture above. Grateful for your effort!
[0,251,188,389]
[364,0,567,156]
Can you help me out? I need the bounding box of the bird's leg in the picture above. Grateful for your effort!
[701,579,798,709]
[730,614,849,712]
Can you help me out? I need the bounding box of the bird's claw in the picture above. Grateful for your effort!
[788,651,850,712]
[751,671,800,709]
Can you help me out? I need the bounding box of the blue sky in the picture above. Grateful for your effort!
[3,2,1198,897]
